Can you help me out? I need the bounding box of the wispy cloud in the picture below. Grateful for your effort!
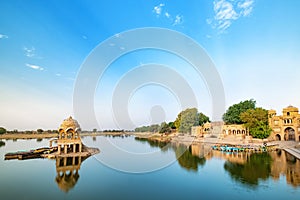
[23,47,36,58]
[173,15,184,26]
[165,12,171,18]
[0,34,8,39]
[238,0,254,17]
[207,0,254,34]
[152,3,184,26]
[153,3,164,16]
[26,63,44,71]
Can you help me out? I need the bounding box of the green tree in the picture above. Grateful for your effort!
[223,99,256,124]
[178,108,199,133]
[249,121,272,139]
[174,112,182,130]
[37,129,43,134]
[168,121,176,129]
[93,128,97,133]
[240,108,272,139]
[198,112,210,126]
[0,127,7,134]
[159,122,172,134]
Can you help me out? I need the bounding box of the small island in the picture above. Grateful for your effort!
[4,116,99,160]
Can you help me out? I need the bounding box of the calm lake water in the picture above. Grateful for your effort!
[1,135,300,200]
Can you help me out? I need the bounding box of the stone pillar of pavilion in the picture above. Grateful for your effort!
[57,116,82,155]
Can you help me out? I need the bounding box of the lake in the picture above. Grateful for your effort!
[0,135,300,200]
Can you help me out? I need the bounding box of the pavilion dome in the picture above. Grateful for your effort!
[59,116,81,132]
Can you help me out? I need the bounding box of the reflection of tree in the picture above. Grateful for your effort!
[0,140,5,147]
[135,137,170,152]
[224,153,272,186]
[175,145,206,171]
[135,138,206,171]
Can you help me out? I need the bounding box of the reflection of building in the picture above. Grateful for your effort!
[57,116,82,154]
[190,143,211,158]
[206,150,250,164]
[268,106,300,141]
[270,150,300,187]
[55,156,83,192]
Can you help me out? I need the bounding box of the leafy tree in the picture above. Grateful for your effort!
[93,128,97,133]
[0,127,7,134]
[37,129,43,134]
[249,122,272,139]
[198,112,210,126]
[174,112,182,130]
[178,108,199,133]
[223,99,256,124]
[168,121,176,129]
[135,124,160,132]
[159,122,172,134]
[240,108,272,139]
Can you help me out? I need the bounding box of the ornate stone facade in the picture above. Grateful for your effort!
[191,122,248,138]
[57,116,82,154]
[268,106,300,141]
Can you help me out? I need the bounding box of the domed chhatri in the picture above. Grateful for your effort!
[59,116,81,134]
[57,116,82,154]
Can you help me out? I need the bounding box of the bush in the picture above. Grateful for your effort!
[0,127,7,134]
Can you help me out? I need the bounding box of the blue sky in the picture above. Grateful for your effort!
[1,0,300,130]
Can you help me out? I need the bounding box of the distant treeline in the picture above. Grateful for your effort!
[0,128,59,134]
[135,124,160,132]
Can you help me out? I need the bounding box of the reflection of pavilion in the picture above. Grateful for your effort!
[55,155,86,192]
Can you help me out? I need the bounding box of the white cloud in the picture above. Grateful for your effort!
[152,3,184,26]
[165,12,171,18]
[56,73,61,76]
[208,0,254,34]
[23,47,36,58]
[173,15,184,26]
[0,34,8,39]
[26,63,44,71]
[153,3,164,16]
[238,0,254,17]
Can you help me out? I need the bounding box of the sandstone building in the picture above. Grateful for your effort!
[268,106,300,141]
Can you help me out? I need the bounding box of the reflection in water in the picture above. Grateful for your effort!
[270,150,300,187]
[135,138,207,171]
[174,144,206,171]
[135,138,300,187]
[36,138,43,142]
[220,150,300,188]
[0,140,5,147]
[223,153,272,187]
[55,155,87,192]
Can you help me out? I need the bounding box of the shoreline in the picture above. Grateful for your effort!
[1,131,298,149]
